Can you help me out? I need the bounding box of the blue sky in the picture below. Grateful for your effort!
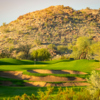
[0,0,100,26]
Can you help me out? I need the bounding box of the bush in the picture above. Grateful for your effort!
[16,52,26,59]
[57,45,68,54]
[48,44,56,50]
[0,52,11,58]
[16,44,31,59]
[4,93,37,100]
[87,70,100,97]
[34,39,42,45]
[90,21,98,27]
[5,87,92,100]
[31,48,50,61]
[4,28,10,33]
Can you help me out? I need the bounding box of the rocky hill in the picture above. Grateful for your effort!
[0,5,100,59]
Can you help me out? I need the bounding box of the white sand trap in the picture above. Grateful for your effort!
[27,69,87,74]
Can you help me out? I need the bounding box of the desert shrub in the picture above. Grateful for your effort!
[7,38,14,44]
[90,21,98,27]
[57,45,68,54]
[3,28,10,33]
[0,52,11,58]
[17,44,31,54]
[16,44,31,59]
[5,87,92,100]
[16,51,26,59]
[31,48,50,61]
[48,44,56,50]
[87,70,100,99]
[17,31,24,34]
[2,22,6,26]
[27,26,34,30]
[86,7,91,10]
[60,55,67,60]
[34,39,42,45]
[4,93,37,100]
[8,46,15,53]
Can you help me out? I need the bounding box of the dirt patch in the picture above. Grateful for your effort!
[24,82,90,87]
[0,71,86,82]
[27,69,87,74]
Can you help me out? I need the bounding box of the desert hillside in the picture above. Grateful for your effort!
[0,5,100,59]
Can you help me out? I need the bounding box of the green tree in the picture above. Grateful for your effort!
[31,50,38,61]
[71,37,92,59]
[91,42,100,60]
[31,48,50,61]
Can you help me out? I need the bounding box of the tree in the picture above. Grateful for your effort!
[71,37,92,59]
[17,44,31,59]
[31,48,50,61]
[91,42,100,60]
[31,50,38,61]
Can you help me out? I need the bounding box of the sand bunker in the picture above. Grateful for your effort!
[0,71,86,82]
[27,69,87,74]
[0,70,88,87]
[24,82,90,87]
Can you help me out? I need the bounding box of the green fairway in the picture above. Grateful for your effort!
[0,58,99,73]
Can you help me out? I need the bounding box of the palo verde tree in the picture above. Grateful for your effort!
[91,42,100,61]
[71,36,92,59]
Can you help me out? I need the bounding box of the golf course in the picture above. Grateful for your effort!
[0,58,100,99]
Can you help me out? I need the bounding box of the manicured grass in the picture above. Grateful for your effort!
[0,58,99,73]
[45,59,100,73]
[0,58,35,65]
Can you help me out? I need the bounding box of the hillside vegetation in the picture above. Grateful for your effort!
[0,5,100,60]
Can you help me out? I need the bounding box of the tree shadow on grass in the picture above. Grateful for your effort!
[0,58,73,65]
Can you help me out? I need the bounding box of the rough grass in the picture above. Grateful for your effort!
[0,86,85,99]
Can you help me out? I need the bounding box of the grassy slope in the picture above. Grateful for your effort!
[0,58,99,73]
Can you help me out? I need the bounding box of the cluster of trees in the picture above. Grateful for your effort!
[71,36,100,60]
[0,36,100,61]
